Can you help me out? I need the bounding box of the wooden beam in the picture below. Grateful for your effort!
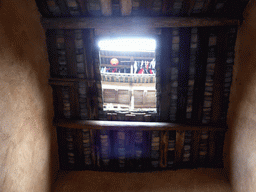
[120,0,132,16]
[176,28,191,122]
[54,119,227,131]
[46,29,59,78]
[191,27,210,123]
[159,28,172,122]
[100,0,112,16]
[211,27,228,123]
[83,29,95,80]
[94,27,161,36]
[42,17,239,29]
[64,30,77,78]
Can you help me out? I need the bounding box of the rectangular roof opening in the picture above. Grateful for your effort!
[98,37,157,113]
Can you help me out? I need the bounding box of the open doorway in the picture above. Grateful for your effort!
[98,38,157,113]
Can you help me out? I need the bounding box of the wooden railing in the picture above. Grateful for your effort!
[55,119,227,171]
[101,73,156,83]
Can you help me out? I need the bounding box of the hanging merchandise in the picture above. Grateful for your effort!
[112,68,117,73]
[149,59,156,74]
[110,58,119,66]
[134,61,138,74]
[145,61,150,74]
[149,58,155,69]
[138,60,144,74]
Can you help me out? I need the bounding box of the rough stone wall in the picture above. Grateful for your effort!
[0,0,59,191]
[224,1,256,191]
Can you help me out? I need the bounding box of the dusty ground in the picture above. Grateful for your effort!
[54,168,231,192]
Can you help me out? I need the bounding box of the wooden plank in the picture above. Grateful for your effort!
[160,131,168,168]
[100,0,112,16]
[211,27,228,123]
[175,130,185,165]
[54,119,228,131]
[64,30,77,78]
[46,29,59,78]
[191,130,201,166]
[120,0,132,16]
[176,28,191,123]
[191,27,210,123]
[95,27,161,36]
[42,17,240,29]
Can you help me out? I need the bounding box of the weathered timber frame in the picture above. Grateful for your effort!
[44,16,239,171]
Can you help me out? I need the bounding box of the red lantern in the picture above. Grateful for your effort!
[110,58,119,66]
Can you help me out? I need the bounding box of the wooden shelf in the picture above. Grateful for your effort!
[54,119,227,131]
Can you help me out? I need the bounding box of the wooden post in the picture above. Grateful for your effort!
[175,130,185,166]
[191,130,201,166]
[160,131,168,168]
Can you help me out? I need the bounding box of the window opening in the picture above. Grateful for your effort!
[98,38,157,113]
